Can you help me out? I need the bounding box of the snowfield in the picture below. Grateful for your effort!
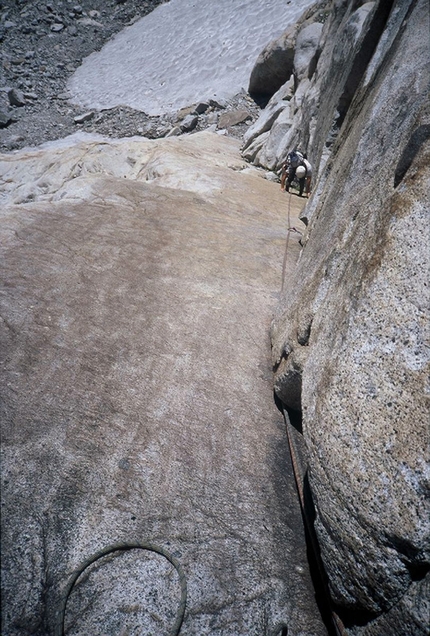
[67,0,315,115]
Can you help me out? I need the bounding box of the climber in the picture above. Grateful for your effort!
[280,150,312,197]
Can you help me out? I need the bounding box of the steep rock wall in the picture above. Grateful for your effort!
[261,0,429,633]
[243,0,394,173]
[248,2,327,104]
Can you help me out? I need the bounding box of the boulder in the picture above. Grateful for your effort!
[248,2,324,101]
[194,100,210,114]
[8,87,26,106]
[175,103,197,121]
[73,110,95,124]
[217,109,251,129]
[248,24,297,101]
[293,22,323,81]
[271,0,430,632]
[179,113,198,132]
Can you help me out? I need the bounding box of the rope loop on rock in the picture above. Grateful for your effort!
[270,621,289,636]
[55,542,187,636]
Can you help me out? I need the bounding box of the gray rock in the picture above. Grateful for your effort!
[165,125,181,137]
[180,113,198,132]
[254,106,294,170]
[8,88,26,106]
[248,3,322,100]
[242,130,270,163]
[243,77,294,150]
[175,104,197,121]
[0,110,13,128]
[271,0,429,631]
[217,109,251,129]
[293,22,323,81]
[194,101,210,114]
[3,134,25,149]
[20,25,36,35]
[73,111,95,124]
[248,24,296,99]
[155,123,171,138]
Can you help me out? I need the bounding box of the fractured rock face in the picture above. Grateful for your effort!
[244,0,386,171]
[271,0,430,633]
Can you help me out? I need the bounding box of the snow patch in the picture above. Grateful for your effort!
[67,0,315,116]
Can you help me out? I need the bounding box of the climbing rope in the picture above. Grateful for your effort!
[55,542,187,636]
[281,189,303,292]
[281,190,293,292]
[53,415,343,636]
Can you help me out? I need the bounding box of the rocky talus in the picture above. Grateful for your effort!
[0,0,262,151]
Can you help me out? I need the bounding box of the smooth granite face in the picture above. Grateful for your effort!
[0,132,324,636]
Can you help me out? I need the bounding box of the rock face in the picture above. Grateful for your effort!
[0,132,321,636]
[267,0,429,633]
[243,0,393,172]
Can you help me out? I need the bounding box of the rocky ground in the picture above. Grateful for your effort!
[0,0,261,152]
